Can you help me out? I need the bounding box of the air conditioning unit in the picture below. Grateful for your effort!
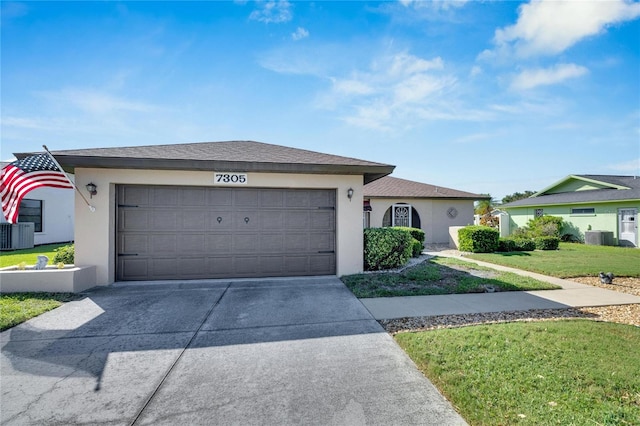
[0,223,35,250]
[584,230,614,246]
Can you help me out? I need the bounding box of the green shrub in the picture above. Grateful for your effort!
[394,227,425,244]
[498,238,517,252]
[52,244,74,264]
[411,238,424,257]
[513,238,536,251]
[534,236,560,250]
[526,215,564,238]
[458,226,499,253]
[364,228,413,271]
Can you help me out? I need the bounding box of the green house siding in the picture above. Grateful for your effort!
[506,201,640,244]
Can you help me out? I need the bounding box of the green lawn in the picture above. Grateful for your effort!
[0,243,70,268]
[0,292,80,331]
[467,243,640,278]
[341,256,559,298]
[396,320,640,426]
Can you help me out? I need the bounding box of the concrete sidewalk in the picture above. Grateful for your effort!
[360,252,640,320]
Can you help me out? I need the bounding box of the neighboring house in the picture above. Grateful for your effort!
[13,141,394,285]
[501,175,640,247]
[363,176,489,244]
[0,161,75,246]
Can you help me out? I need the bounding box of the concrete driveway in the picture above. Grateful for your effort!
[1,277,466,425]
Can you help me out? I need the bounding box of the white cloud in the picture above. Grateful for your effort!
[249,0,292,24]
[607,158,640,172]
[38,88,157,114]
[398,0,469,11]
[292,27,309,41]
[494,0,640,57]
[511,63,588,90]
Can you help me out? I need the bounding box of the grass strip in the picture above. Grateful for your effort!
[467,243,640,278]
[0,243,70,268]
[0,293,80,331]
[342,256,559,298]
[395,320,640,426]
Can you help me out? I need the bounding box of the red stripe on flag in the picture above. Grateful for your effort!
[1,159,74,223]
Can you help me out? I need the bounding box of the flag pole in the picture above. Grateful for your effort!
[42,145,96,212]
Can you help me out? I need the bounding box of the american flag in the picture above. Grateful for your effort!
[1,153,74,223]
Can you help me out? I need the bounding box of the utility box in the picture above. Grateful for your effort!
[585,230,614,246]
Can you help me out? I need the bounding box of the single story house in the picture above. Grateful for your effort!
[363,176,489,244]
[15,141,394,285]
[1,162,74,247]
[501,175,639,247]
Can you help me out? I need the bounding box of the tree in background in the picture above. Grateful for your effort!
[502,190,536,204]
[474,195,499,228]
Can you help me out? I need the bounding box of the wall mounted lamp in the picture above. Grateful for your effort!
[347,187,354,201]
[86,182,97,198]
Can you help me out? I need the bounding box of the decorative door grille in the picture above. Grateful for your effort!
[393,205,411,227]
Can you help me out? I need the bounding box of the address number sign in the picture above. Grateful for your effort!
[214,173,248,185]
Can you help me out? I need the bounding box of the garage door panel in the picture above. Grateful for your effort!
[150,187,179,206]
[234,234,260,252]
[150,235,177,253]
[310,211,335,230]
[286,211,309,229]
[151,210,178,230]
[208,188,233,206]
[260,190,284,208]
[233,211,259,230]
[235,189,259,207]
[120,234,148,254]
[118,257,148,280]
[181,210,207,230]
[120,186,149,206]
[178,258,207,276]
[260,233,284,251]
[119,209,150,231]
[206,234,233,253]
[179,234,206,253]
[261,211,285,228]
[117,186,335,280]
[151,258,177,278]
[309,233,334,251]
[181,188,207,206]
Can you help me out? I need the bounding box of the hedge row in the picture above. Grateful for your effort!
[458,226,560,253]
[363,227,424,271]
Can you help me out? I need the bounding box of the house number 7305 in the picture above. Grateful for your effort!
[214,173,248,184]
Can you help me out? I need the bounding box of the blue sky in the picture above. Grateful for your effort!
[2,0,639,200]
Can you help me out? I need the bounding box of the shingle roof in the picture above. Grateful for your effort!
[502,175,640,208]
[17,141,395,184]
[363,176,488,199]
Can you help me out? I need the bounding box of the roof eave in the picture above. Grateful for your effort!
[43,154,395,183]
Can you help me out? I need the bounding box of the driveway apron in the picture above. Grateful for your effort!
[1,277,466,425]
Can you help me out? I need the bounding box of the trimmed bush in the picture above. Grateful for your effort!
[458,226,499,253]
[498,238,517,252]
[394,226,425,244]
[526,215,564,238]
[411,238,423,257]
[513,238,536,251]
[52,244,74,264]
[364,228,413,271]
[534,236,560,250]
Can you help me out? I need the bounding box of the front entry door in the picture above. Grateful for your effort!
[618,208,638,247]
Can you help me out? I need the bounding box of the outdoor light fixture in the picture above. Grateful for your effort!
[347,187,354,201]
[86,182,97,198]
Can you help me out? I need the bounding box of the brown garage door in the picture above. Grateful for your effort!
[116,185,336,281]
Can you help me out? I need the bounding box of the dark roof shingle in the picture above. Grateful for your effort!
[364,176,488,199]
[17,141,395,184]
